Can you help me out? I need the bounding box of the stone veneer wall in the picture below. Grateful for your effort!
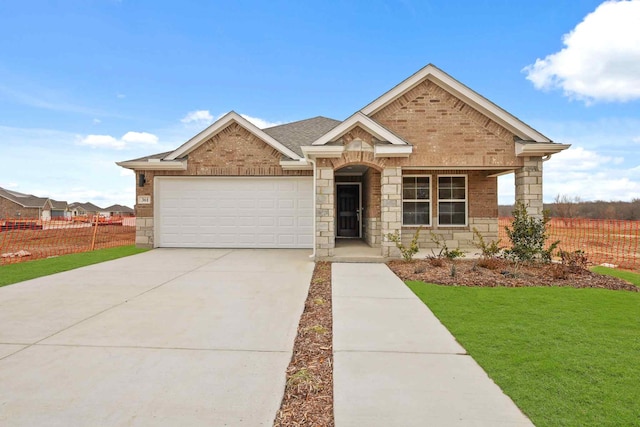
[315,167,335,257]
[362,168,381,247]
[401,218,498,256]
[380,167,402,258]
[515,156,544,219]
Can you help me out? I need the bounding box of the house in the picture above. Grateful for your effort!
[117,64,569,259]
[50,200,70,219]
[0,187,66,220]
[69,202,103,217]
[104,204,135,217]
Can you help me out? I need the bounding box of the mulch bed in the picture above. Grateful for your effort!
[274,262,334,427]
[388,257,639,292]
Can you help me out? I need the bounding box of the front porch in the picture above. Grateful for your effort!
[313,159,546,262]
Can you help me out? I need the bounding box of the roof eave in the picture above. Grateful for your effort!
[116,159,188,171]
[311,112,408,146]
[301,145,345,159]
[374,144,413,158]
[279,159,313,170]
[515,142,571,157]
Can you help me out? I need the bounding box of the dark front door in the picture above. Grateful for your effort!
[337,185,360,237]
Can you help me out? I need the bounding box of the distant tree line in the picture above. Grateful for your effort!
[499,195,640,220]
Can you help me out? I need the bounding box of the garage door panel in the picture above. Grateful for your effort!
[156,177,313,248]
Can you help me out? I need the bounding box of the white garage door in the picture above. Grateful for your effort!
[155,177,313,248]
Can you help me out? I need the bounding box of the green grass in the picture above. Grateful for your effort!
[0,245,148,287]
[591,266,640,287]
[407,282,640,427]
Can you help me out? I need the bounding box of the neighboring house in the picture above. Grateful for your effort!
[104,204,135,217]
[50,200,70,219]
[69,202,103,217]
[0,187,63,220]
[117,64,569,259]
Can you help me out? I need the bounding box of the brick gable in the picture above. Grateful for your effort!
[372,80,523,168]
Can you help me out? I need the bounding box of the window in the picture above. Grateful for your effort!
[438,175,467,226]
[402,176,430,225]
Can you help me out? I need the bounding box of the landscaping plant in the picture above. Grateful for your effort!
[387,227,422,262]
[504,202,559,263]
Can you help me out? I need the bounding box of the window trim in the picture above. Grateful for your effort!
[436,174,468,227]
[401,174,431,227]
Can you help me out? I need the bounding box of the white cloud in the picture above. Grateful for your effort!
[78,134,122,149]
[241,114,282,129]
[499,146,640,203]
[633,136,640,143]
[523,0,640,103]
[116,93,126,99]
[121,131,158,145]
[182,110,214,124]
[77,131,159,150]
[93,118,101,124]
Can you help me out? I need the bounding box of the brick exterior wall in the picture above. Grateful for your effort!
[372,79,523,169]
[362,168,381,247]
[0,198,41,219]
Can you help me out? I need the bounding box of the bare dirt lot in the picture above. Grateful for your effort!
[0,225,135,264]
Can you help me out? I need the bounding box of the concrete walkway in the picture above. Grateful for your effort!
[332,263,534,426]
[0,249,314,426]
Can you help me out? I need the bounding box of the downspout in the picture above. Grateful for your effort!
[309,158,317,260]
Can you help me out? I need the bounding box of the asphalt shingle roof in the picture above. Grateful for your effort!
[262,116,341,157]
[0,187,49,208]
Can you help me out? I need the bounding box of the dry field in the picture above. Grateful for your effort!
[1,222,136,264]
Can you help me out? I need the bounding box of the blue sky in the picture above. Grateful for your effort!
[1,0,639,208]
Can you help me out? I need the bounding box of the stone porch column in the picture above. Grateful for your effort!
[515,156,544,219]
[316,167,335,257]
[381,166,402,258]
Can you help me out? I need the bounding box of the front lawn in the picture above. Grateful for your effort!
[0,245,148,287]
[407,282,640,427]
[592,266,640,287]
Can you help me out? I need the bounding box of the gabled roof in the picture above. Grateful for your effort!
[361,63,553,143]
[263,116,341,156]
[69,202,103,212]
[104,204,134,213]
[311,112,409,146]
[164,111,302,161]
[0,187,49,208]
[50,200,68,210]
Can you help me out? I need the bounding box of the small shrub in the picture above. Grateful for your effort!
[387,227,422,262]
[414,265,426,274]
[429,257,445,267]
[550,263,569,280]
[504,202,559,263]
[429,233,466,260]
[477,257,503,270]
[558,249,589,272]
[472,228,502,258]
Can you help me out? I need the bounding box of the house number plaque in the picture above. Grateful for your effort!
[137,195,151,205]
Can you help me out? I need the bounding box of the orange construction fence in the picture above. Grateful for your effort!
[0,217,136,265]
[499,217,640,271]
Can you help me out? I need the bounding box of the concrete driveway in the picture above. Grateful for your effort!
[0,249,314,426]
